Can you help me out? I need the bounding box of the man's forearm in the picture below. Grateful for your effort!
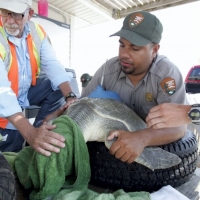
[141,125,186,147]
[59,82,73,97]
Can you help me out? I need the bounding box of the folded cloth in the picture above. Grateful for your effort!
[14,115,91,200]
[150,185,189,200]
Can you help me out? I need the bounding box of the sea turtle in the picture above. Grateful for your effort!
[63,97,181,171]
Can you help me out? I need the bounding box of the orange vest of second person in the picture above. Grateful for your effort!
[0,20,47,128]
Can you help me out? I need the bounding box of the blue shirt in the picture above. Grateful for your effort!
[0,23,73,129]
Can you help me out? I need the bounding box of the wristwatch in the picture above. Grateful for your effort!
[188,104,200,125]
[65,92,77,101]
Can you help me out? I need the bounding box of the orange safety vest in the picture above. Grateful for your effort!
[0,21,47,128]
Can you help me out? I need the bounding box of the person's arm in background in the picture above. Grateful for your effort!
[40,37,77,106]
[39,37,78,123]
[146,103,191,128]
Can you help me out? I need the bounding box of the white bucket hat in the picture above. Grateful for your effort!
[0,0,32,13]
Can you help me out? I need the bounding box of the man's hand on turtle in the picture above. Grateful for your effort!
[65,97,78,107]
[107,130,146,164]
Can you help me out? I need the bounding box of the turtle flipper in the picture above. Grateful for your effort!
[135,147,181,171]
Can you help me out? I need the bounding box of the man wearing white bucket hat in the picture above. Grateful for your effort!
[0,0,77,156]
[1,0,32,14]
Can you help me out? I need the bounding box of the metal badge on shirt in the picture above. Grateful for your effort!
[145,93,153,102]
[160,77,176,95]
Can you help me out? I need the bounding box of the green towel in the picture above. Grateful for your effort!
[14,115,91,200]
[4,115,151,200]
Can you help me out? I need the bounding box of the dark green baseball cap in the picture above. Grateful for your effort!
[80,73,92,87]
[110,11,163,46]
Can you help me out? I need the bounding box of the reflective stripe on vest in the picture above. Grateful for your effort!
[0,21,47,128]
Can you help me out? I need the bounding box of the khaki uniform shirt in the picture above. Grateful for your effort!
[81,55,188,121]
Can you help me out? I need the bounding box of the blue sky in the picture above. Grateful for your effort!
[73,1,200,92]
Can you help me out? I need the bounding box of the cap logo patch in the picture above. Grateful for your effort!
[160,77,176,95]
[129,13,144,28]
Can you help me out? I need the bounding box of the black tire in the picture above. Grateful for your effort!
[0,153,16,200]
[87,130,198,192]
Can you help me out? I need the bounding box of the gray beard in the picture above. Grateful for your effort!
[5,28,20,36]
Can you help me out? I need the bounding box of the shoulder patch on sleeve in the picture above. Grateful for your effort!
[160,77,176,95]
